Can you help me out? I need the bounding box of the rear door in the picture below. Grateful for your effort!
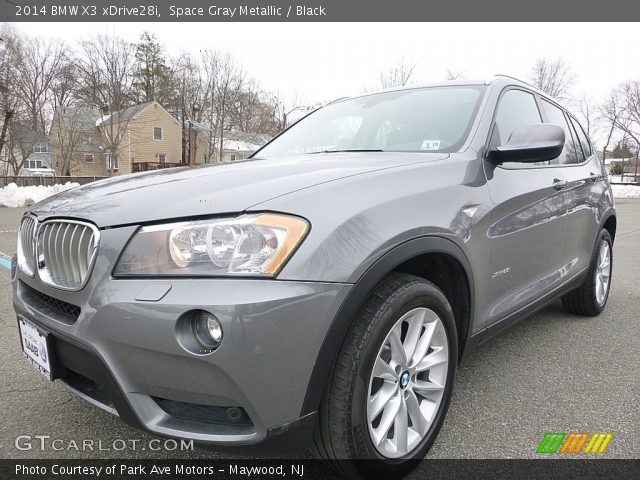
[560,113,607,275]
[484,88,569,324]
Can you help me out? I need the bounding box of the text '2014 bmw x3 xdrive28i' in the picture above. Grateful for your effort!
[13,76,615,477]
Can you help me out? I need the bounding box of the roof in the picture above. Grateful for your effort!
[57,106,102,133]
[221,132,271,153]
[56,101,172,131]
[10,125,49,145]
[95,101,155,127]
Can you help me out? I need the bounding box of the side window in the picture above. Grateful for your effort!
[569,116,592,160]
[539,99,580,165]
[492,89,541,148]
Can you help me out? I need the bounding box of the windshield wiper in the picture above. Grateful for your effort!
[313,149,384,154]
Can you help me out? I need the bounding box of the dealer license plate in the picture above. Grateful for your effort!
[18,318,52,380]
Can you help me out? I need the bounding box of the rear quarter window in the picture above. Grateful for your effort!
[569,116,593,160]
[539,99,581,165]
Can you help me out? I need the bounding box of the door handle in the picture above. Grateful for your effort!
[552,178,568,190]
[589,172,599,183]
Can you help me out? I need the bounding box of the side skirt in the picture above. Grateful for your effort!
[461,267,589,361]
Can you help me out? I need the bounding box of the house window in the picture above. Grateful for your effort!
[230,154,236,161]
[106,154,119,171]
[153,127,163,140]
[84,154,94,163]
[26,159,43,169]
[157,153,166,163]
[32,145,48,153]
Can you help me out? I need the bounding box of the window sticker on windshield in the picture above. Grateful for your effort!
[421,140,441,150]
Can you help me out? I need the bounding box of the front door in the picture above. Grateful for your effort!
[484,88,569,325]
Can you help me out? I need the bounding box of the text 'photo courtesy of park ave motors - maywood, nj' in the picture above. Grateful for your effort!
[0,2,640,480]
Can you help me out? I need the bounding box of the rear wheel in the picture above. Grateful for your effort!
[562,229,613,316]
[311,273,457,478]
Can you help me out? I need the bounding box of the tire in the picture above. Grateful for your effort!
[562,229,613,316]
[311,273,457,478]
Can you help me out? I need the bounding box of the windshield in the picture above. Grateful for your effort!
[256,86,486,158]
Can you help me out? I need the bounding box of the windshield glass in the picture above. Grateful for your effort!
[256,86,486,158]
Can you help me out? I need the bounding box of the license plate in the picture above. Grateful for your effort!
[18,318,52,380]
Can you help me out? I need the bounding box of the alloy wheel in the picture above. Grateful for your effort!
[366,307,449,458]
[595,239,611,305]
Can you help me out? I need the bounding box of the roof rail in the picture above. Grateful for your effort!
[327,96,350,105]
[492,74,537,89]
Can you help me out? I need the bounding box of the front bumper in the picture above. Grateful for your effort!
[12,225,351,449]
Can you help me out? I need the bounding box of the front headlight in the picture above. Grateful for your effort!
[114,213,309,277]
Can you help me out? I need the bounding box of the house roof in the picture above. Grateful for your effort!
[58,106,103,133]
[95,101,156,127]
[221,132,271,153]
[10,124,49,145]
[57,101,176,132]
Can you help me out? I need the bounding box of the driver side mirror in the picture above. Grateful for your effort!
[489,124,565,164]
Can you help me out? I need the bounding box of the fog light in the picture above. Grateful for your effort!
[193,311,223,349]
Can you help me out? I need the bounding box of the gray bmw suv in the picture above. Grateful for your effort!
[13,76,615,476]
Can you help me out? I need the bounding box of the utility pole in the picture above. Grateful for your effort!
[188,104,200,166]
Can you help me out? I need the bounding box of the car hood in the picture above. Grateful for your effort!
[30,152,448,227]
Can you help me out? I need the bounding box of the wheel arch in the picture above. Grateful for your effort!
[300,236,475,417]
[602,210,617,242]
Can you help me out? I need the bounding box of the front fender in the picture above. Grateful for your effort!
[300,235,475,416]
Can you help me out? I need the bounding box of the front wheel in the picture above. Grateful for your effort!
[562,229,613,316]
[311,273,457,478]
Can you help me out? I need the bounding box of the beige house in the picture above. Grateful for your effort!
[50,101,183,176]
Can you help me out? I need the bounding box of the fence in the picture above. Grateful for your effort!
[0,176,107,188]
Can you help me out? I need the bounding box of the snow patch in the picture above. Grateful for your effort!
[612,184,640,199]
[0,182,80,208]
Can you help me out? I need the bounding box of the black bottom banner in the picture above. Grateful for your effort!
[1,459,640,480]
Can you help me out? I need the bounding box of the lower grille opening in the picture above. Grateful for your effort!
[20,281,81,324]
[153,398,253,427]
[62,368,114,408]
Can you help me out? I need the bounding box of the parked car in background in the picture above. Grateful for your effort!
[13,76,615,478]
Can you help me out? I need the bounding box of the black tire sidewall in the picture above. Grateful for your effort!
[349,279,458,471]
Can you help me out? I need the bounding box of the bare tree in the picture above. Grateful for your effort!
[4,124,40,175]
[214,53,244,162]
[269,90,318,132]
[530,58,575,99]
[168,52,207,163]
[197,50,245,162]
[576,94,598,138]
[76,35,136,172]
[230,81,280,134]
[599,89,623,162]
[616,81,640,179]
[49,55,79,111]
[0,29,21,162]
[50,106,91,175]
[445,69,465,80]
[13,36,68,132]
[378,57,416,89]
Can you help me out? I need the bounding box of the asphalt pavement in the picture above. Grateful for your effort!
[0,202,638,469]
